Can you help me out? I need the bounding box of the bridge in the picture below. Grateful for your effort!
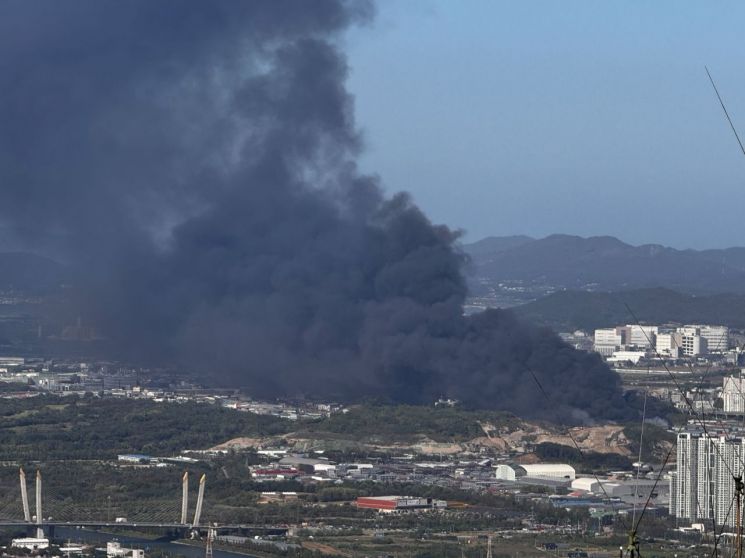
[4,468,287,539]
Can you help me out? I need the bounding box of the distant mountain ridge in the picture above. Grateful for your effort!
[463,234,745,297]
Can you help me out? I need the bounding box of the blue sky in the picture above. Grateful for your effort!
[346,1,745,249]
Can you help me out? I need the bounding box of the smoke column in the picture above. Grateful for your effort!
[0,1,629,422]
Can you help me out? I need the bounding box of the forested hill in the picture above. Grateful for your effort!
[513,287,745,331]
[463,234,745,295]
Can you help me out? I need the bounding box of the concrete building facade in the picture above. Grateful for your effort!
[723,373,745,414]
[688,325,729,353]
[670,432,745,527]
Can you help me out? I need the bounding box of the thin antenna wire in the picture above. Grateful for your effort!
[705,66,745,157]
[623,305,744,542]
[631,376,648,527]
[711,496,737,558]
[624,304,741,477]
[526,367,630,533]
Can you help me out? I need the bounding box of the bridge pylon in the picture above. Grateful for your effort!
[35,470,42,538]
[19,468,30,522]
[193,474,206,528]
[181,472,189,525]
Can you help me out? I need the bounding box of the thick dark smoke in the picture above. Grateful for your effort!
[0,1,629,422]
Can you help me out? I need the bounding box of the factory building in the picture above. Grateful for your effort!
[11,538,49,551]
[607,351,647,364]
[355,496,447,512]
[572,477,668,505]
[107,541,145,558]
[571,477,599,493]
[117,454,154,464]
[251,468,300,481]
[495,463,575,482]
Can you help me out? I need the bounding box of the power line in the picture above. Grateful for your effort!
[705,66,745,157]
[526,367,630,533]
[622,306,744,551]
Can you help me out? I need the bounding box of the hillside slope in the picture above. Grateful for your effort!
[464,234,745,298]
[513,287,745,331]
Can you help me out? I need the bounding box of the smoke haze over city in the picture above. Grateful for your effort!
[0,0,630,422]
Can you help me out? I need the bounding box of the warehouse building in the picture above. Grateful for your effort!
[495,463,576,482]
[356,496,447,512]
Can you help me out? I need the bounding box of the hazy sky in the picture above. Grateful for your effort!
[346,1,745,249]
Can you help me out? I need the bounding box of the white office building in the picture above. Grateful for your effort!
[682,334,706,357]
[627,324,658,348]
[656,333,682,358]
[594,327,625,356]
[689,325,729,353]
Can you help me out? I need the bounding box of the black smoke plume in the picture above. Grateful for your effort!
[0,0,629,422]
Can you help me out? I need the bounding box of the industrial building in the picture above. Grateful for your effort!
[278,455,336,475]
[571,477,668,506]
[11,537,49,551]
[495,463,575,482]
[571,477,600,493]
[107,541,145,558]
[117,454,154,464]
[606,351,647,364]
[355,496,447,512]
[251,468,300,481]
